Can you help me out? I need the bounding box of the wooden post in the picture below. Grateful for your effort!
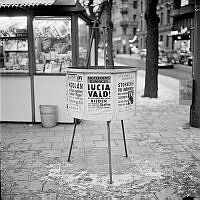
[27,14,36,123]
[190,0,200,128]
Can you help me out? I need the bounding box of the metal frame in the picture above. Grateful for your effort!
[67,119,128,184]
[27,13,36,123]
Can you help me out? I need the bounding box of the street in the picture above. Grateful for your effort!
[114,54,192,81]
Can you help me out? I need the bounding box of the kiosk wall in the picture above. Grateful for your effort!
[0,76,32,121]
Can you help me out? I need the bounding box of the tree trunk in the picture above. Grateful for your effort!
[144,0,159,98]
[105,0,114,67]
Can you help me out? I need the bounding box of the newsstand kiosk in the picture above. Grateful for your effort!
[0,0,95,123]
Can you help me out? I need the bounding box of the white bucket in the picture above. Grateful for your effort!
[39,105,58,128]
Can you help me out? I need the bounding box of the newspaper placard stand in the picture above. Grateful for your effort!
[66,22,137,184]
[66,66,137,183]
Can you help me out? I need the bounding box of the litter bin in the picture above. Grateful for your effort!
[39,105,58,128]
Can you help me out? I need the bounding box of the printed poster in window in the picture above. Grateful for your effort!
[87,75,112,113]
[67,73,84,112]
[117,72,136,113]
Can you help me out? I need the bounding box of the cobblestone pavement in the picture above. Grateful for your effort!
[1,71,200,200]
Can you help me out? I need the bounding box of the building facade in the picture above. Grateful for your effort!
[170,0,195,53]
[112,0,139,54]
[137,0,174,51]
[137,0,146,50]
[101,0,195,55]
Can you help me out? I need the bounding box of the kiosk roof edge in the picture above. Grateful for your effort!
[0,0,76,8]
[66,67,138,74]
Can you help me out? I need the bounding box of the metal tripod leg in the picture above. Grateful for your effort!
[121,120,128,157]
[107,121,113,184]
[68,118,77,162]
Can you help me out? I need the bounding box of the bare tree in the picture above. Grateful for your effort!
[80,0,114,67]
[104,0,114,67]
[144,0,159,98]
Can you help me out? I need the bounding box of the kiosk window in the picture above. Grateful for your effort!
[0,17,28,73]
[78,18,89,66]
[33,17,72,73]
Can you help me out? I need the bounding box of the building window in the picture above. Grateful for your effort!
[160,34,163,41]
[133,27,137,35]
[141,1,143,13]
[160,12,163,25]
[133,1,137,9]
[166,35,169,47]
[167,10,170,24]
[133,15,137,22]
[123,27,127,35]
[140,19,143,31]
[181,0,189,7]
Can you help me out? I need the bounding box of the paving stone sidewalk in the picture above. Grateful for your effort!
[1,71,200,200]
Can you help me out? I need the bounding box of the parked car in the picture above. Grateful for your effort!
[178,50,191,65]
[158,58,173,69]
[139,48,173,68]
[187,53,193,66]
[158,49,173,68]
[187,56,193,66]
[167,50,179,64]
[140,49,146,60]
[131,46,139,54]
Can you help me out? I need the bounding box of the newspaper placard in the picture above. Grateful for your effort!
[67,73,84,112]
[66,68,137,121]
[87,75,112,113]
[117,72,136,113]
